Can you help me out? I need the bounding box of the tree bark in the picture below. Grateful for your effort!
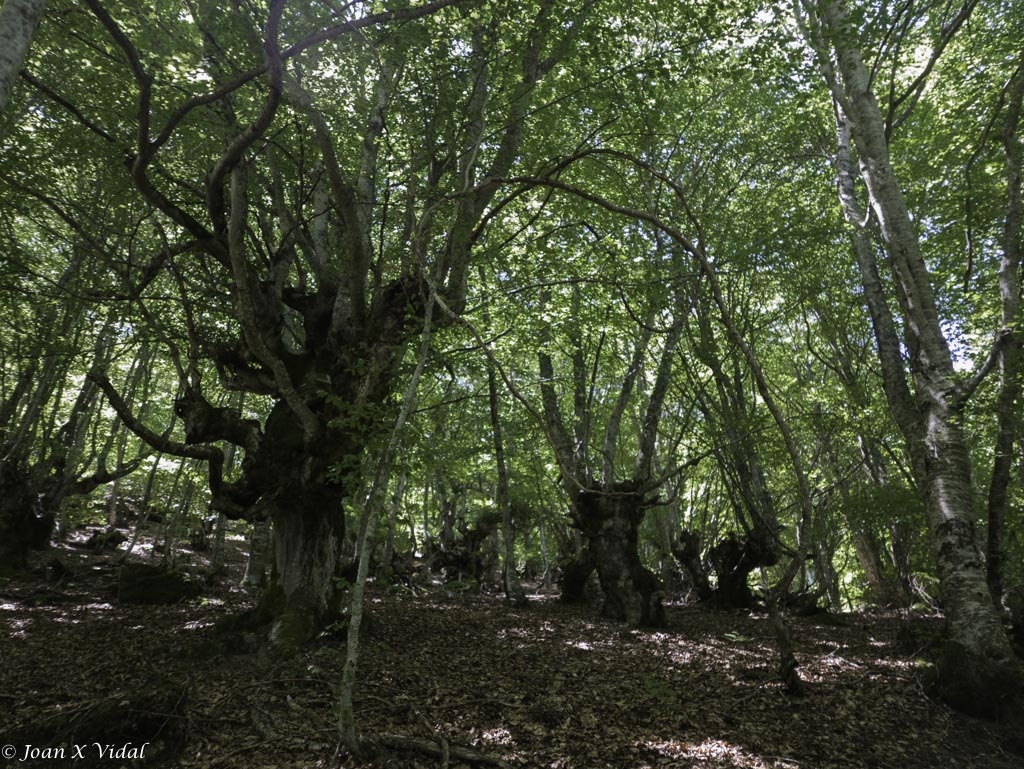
[800,0,1023,715]
[241,519,271,590]
[339,291,436,751]
[265,488,345,650]
[575,484,664,627]
[488,361,527,607]
[0,0,46,114]
[986,57,1024,604]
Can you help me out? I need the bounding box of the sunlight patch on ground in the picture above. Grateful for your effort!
[496,626,531,640]
[524,591,559,602]
[4,617,31,637]
[478,726,514,746]
[47,603,114,625]
[817,644,864,673]
[641,737,801,768]
[498,621,562,641]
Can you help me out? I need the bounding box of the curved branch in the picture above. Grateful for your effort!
[88,369,223,465]
[228,167,321,440]
[71,458,145,496]
[207,0,286,235]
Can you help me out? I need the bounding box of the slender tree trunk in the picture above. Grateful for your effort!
[986,58,1024,605]
[801,0,1023,715]
[241,519,271,590]
[338,294,436,753]
[380,469,406,580]
[488,362,527,606]
[538,517,552,590]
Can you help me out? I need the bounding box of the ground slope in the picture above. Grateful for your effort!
[1,537,1020,769]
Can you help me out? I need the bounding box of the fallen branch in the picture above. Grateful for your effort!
[363,732,509,768]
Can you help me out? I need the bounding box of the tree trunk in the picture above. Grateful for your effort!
[266,488,345,651]
[558,541,596,603]
[0,0,47,114]
[538,517,553,590]
[672,530,713,602]
[241,519,271,590]
[848,526,891,605]
[0,450,51,575]
[986,57,1024,605]
[339,291,436,751]
[488,360,527,606]
[801,0,1023,715]
[575,484,664,627]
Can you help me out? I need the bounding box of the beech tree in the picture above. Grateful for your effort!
[795,0,1023,714]
[5,0,598,648]
[1,0,1020,720]
[0,0,47,114]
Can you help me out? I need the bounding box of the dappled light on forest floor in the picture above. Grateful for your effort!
[1,540,1022,769]
[640,737,799,768]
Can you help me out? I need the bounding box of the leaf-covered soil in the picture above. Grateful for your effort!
[1,531,1021,769]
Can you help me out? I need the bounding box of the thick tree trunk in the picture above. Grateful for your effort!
[848,527,891,605]
[0,0,47,114]
[704,528,779,609]
[266,487,345,651]
[559,541,596,603]
[0,453,52,575]
[672,530,713,602]
[575,484,664,627]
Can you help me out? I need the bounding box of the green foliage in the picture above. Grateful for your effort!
[1,0,1021,609]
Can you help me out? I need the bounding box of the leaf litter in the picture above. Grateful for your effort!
[1,536,1021,769]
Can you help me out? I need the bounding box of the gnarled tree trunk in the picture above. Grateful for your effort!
[575,484,664,627]
[265,488,346,650]
[0,450,51,575]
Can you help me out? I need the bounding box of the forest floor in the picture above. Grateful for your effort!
[1,526,1022,769]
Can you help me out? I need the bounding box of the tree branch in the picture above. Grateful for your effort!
[228,166,321,440]
[207,0,286,235]
[87,369,223,465]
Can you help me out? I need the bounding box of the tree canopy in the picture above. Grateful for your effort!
[1,0,1022,728]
